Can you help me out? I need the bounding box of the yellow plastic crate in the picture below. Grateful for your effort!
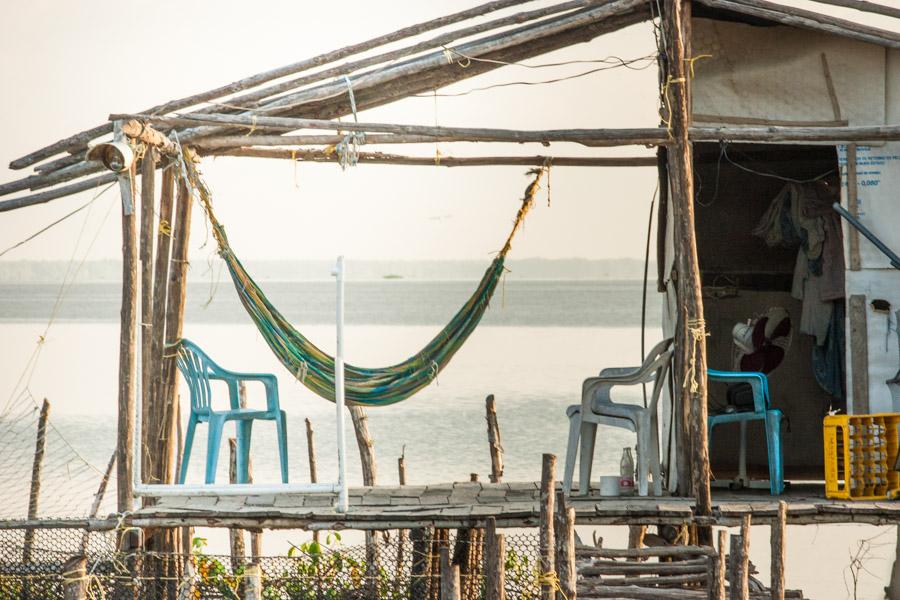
[823,413,900,500]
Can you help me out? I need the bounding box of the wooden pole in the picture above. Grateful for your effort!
[441,546,462,600]
[81,451,116,554]
[395,446,408,599]
[139,149,156,483]
[729,515,751,600]
[484,518,506,600]
[849,294,870,414]
[540,453,557,600]
[349,405,380,595]
[117,162,137,518]
[62,555,88,600]
[486,395,504,484]
[663,0,712,540]
[242,563,262,600]
[7,0,531,170]
[710,530,726,600]
[228,438,247,572]
[304,417,320,544]
[555,500,577,600]
[200,148,658,168]
[411,527,434,600]
[770,502,786,600]
[22,398,50,567]
[809,0,900,19]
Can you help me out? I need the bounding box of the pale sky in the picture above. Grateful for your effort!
[1,1,897,265]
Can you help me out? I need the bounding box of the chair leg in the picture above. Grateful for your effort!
[563,410,581,493]
[649,412,662,497]
[276,410,289,484]
[636,418,650,497]
[765,411,785,495]
[205,415,226,485]
[179,414,198,484]
[236,420,253,484]
[578,420,598,496]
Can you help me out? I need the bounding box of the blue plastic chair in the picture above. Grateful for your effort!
[175,339,288,485]
[707,369,784,495]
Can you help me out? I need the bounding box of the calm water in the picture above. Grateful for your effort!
[0,280,892,598]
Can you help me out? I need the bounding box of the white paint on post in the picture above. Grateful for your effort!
[334,256,350,513]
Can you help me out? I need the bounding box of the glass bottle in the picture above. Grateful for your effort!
[620,447,635,495]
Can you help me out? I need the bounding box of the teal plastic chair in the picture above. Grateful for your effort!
[707,369,784,495]
[175,339,288,485]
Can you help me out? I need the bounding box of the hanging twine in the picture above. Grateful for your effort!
[536,569,568,600]
[685,317,709,394]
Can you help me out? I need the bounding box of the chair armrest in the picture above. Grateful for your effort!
[209,371,280,411]
[598,366,642,378]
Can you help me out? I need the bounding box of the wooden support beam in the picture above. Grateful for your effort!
[770,502,786,600]
[62,555,88,600]
[484,517,506,600]
[555,501,576,600]
[7,0,533,170]
[122,120,178,156]
[116,164,137,518]
[0,174,117,213]
[730,515,751,600]
[807,0,900,21]
[712,530,726,600]
[664,0,711,536]
[139,149,156,482]
[411,527,434,600]
[201,147,657,167]
[539,453,556,600]
[80,452,116,554]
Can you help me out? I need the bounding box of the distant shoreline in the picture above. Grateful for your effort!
[0,258,656,284]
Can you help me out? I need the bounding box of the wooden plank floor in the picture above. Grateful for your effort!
[127,481,900,530]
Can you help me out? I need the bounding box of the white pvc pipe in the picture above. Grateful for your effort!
[333,256,350,513]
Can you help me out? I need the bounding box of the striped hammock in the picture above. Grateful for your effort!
[183,156,545,406]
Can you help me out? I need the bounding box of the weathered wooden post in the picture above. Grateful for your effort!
[81,452,117,554]
[304,417,320,544]
[395,447,408,599]
[23,398,50,566]
[411,527,434,600]
[349,405,381,595]
[729,515,751,600]
[710,529,726,600]
[139,147,156,477]
[663,0,712,543]
[228,438,247,572]
[485,395,503,483]
[440,546,461,600]
[242,563,262,600]
[771,502,786,600]
[554,494,576,600]
[116,156,137,520]
[62,555,87,600]
[540,454,556,600]
[484,518,506,600]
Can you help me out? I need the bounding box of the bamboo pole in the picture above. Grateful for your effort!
[540,453,557,600]
[7,0,534,170]
[663,0,711,540]
[770,503,786,600]
[485,395,504,484]
[139,149,156,483]
[201,147,658,167]
[484,518,506,600]
[22,398,50,566]
[117,164,137,520]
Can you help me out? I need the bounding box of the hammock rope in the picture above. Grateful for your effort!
[181,153,546,406]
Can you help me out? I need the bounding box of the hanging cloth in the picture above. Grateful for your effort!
[181,154,546,406]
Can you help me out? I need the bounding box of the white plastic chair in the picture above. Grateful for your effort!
[563,338,673,497]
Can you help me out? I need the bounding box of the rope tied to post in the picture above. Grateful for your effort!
[685,317,709,394]
[335,75,366,170]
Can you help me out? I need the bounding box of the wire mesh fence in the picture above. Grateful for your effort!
[0,526,542,599]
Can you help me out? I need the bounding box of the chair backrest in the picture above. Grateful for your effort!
[645,338,674,412]
[174,339,221,413]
